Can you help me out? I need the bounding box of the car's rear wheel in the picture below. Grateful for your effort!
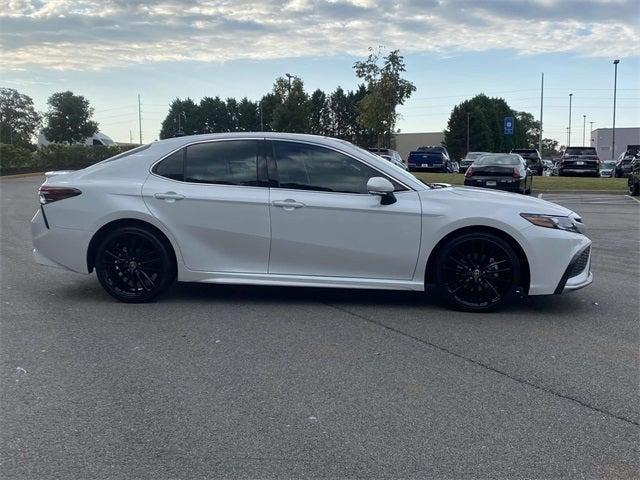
[435,232,521,312]
[95,226,175,303]
[630,178,640,196]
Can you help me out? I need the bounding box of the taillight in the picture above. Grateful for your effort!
[512,168,520,178]
[39,186,81,204]
[465,167,473,177]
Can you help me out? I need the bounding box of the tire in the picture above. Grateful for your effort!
[95,226,175,303]
[630,179,640,196]
[434,232,521,312]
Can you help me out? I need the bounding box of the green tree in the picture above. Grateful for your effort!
[258,93,281,132]
[199,96,231,133]
[326,87,352,140]
[0,88,41,147]
[271,77,310,133]
[353,48,416,147]
[159,98,200,139]
[43,91,98,144]
[540,137,561,158]
[225,98,240,131]
[237,97,260,132]
[515,111,541,148]
[444,94,531,159]
[350,84,377,147]
[309,89,327,135]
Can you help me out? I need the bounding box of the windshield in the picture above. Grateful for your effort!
[602,161,616,168]
[465,152,486,160]
[475,154,520,166]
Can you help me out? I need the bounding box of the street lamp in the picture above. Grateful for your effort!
[612,59,620,160]
[582,115,586,147]
[285,73,298,92]
[568,93,573,146]
[589,121,595,146]
[466,112,470,155]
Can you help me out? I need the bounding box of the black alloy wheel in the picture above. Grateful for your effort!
[95,226,175,303]
[435,232,521,312]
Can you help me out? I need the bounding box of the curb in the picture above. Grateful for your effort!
[0,172,44,180]
[533,190,628,195]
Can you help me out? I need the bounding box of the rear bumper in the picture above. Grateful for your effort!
[559,167,599,176]
[408,165,446,172]
[464,178,524,192]
[31,208,91,274]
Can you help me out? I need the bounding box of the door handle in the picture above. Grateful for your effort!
[272,199,305,210]
[154,192,185,201]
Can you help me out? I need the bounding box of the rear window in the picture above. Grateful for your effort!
[565,148,597,156]
[99,144,151,164]
[416,147,443,154]
[475,154,520,166]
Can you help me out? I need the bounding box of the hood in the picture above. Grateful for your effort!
[446,186,573,216]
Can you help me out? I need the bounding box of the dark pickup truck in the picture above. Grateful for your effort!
[559,147,600,177]
[510,148,543,176]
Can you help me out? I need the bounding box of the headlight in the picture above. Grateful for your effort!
[520,213,582,233]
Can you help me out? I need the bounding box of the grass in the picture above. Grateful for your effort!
[412,172,629,192]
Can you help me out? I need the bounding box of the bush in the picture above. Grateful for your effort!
[0,143,137,175]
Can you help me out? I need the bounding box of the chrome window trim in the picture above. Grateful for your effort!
[148,136,415,193]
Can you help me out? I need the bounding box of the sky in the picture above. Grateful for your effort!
[1,0,639,145]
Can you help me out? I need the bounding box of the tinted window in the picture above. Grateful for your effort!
[272,141,403,194]
[154,148,184,181]
[475,154,521,166]
[185,140,258,185]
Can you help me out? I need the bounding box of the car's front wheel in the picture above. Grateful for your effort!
[435,232,521,312]
[95,226,175,303]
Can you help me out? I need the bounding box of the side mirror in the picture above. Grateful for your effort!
[367,177,396,205]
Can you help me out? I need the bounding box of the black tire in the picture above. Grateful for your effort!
[95,226,175,303]
[630,179,640,196]
[434,232,521,312]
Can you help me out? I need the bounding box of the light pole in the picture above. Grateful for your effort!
[612,59,620,160]
[589,121,595,146]
[285,73,298,93]
[582,115,586,147]
[568,93,573,146]
[466,112,470,155]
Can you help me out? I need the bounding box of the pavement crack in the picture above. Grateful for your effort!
[325,302,640,427]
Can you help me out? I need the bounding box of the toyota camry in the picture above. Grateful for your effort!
[31,133,593,312]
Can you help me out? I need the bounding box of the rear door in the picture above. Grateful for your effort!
[142,138,271,273]
[266,140,422,280]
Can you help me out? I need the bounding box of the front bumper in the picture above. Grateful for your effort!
[554,245,593,294]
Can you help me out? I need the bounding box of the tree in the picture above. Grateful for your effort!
[353,48,416,147]
[271,77,310,133]
[443,94,529,159]
[225,98,240,131]
[237,97,260,132]
[199,96,231,133]
[159,98,200,139]
[0,88,41,147]
[43,91,98,144]
[540,138,561,158]
[309,89,327,135]
[515,111,541,148]
[258,93,281,132]
[325,87,353,140]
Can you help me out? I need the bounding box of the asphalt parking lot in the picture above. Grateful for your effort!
[1,176,638,479]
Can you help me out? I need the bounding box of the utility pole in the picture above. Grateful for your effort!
[582,115,586,147]
[612,59,620,160]
[466,112,470,154]
[129,130,132,143]
[260,100,264,131]
[568,93,573,146]
[138,94,142,144]
[589,121,595,146]
[539,72,544,154]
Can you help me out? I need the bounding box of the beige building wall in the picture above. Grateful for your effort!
[392,132,445,161]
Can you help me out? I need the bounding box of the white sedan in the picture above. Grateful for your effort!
[31,133,592,312]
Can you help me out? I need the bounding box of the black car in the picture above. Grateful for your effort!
[558,147,600,177]
[628,158,640,196]
[614,152,638,178]
[407,146,451,172]
[464,153,532,195]
[510,148,543,175]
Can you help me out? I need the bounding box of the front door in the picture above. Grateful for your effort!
[142,138,270,273]
[267,140,422,280]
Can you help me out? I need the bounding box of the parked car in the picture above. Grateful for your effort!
[629,158,640,196]
[378,153,408,170]
[599,160,617,178]
[407,146,451,172]
[558,147,600,177]
[448,160,460,173]
[368,148,405,168]
[510,148,543,176]
[459,152,489,173]
[614,152,637,178]
[464,153,532,195]
[31,132,592,312]
[542,159,554,172]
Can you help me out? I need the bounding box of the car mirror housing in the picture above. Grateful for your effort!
[367,177,396,205]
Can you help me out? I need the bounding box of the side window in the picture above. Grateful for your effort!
[184,140,259,186]
[272,141,405,194]
[153,148,184,181]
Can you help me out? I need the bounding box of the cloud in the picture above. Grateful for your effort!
[0,0,637,71]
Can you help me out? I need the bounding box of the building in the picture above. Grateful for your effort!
[590,127,640,160]
[392,131,445,161]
